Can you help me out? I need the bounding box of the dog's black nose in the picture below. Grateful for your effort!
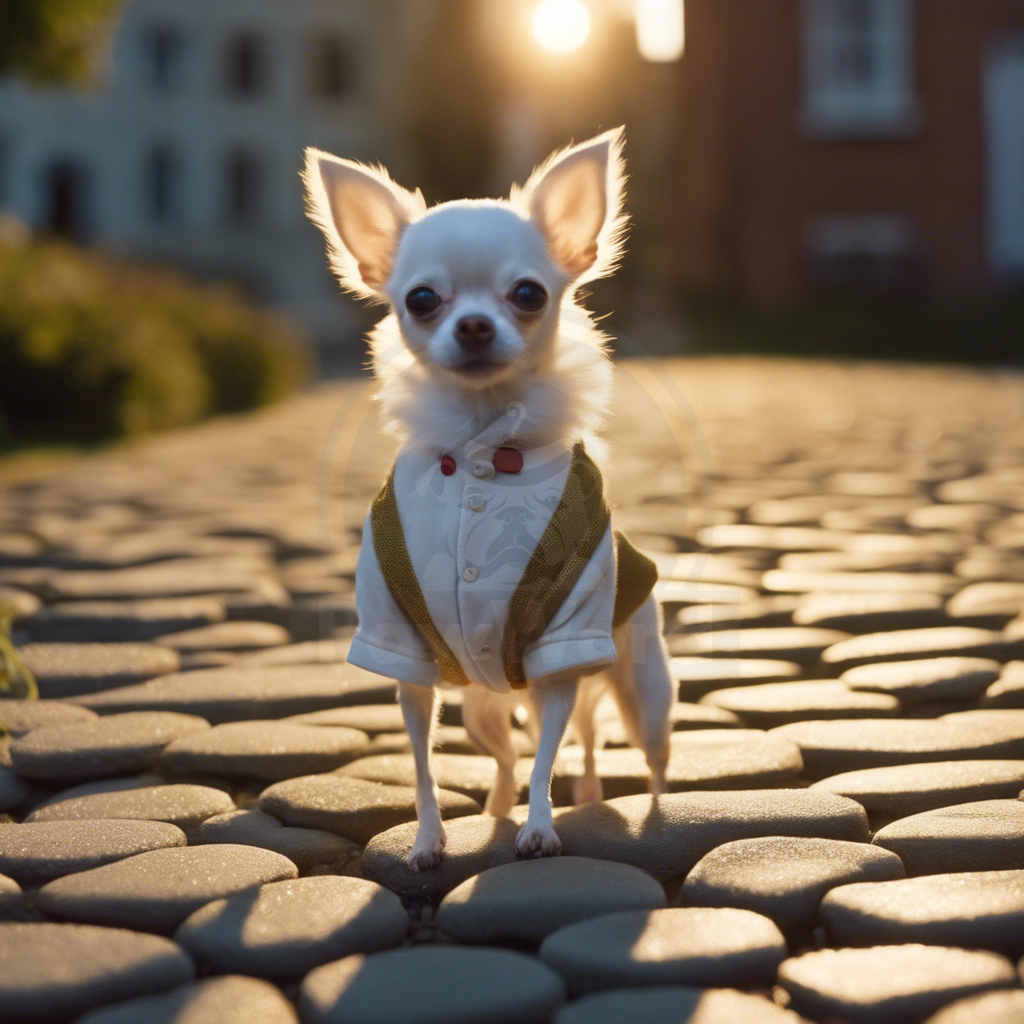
[455,315,496,352]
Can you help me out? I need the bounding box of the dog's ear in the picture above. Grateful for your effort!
[519,127,627,283]
[302,149,426,299]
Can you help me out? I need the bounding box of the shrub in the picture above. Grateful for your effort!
[0,231,310,448]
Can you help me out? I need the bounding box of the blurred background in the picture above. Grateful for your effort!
[0,0,1022,451]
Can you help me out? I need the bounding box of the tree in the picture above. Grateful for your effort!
[0,0,122,84]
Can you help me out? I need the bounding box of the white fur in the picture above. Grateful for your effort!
[303,129,671,868]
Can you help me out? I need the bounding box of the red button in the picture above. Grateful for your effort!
[440,455,456,476]
[493,447,523,474]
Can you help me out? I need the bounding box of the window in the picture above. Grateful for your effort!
[0,135,10,207]
[309,34,352,98]
[145,146,180,222]
[143,24,186,91]
[226,149,261,223]
[226,33,268,96]
[43,160,90,241]
[801,0,919,135]
[806,215,922,296]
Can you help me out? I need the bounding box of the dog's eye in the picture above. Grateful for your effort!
[510,280,547,313]
[405,287,442,318]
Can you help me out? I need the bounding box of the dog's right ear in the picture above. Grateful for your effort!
[302,149,426,299]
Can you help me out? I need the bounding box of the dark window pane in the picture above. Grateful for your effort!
[227,150,260,222]
[146,146,178,221]
[311,34,351,97]
[146,25,186,91]
[44,161,90,241]
[227,33,267,95]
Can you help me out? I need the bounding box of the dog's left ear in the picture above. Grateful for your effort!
[520,127,627,283]
[302,148,426,300]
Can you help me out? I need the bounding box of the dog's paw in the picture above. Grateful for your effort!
[515,821,562,859]
[572,773,603,805]
[406,829,446,872]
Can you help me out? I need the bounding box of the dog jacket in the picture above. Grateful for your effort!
[347,416,657,694]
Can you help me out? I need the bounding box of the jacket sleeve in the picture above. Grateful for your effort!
[522,523,619,681]
[346,511,440,688]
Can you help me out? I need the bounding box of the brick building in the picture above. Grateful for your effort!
[674,0,1024,304]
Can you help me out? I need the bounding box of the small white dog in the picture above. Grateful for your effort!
[303,128,673,870]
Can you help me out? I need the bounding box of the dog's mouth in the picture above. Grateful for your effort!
[450,358,507,378]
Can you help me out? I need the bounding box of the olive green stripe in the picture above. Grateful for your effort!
[370,467,471,687]
[612,531,659,629]
[502,442,610,687]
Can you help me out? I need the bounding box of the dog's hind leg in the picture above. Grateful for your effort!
[606,594,673,794]
[570,678,606,804]
[398,681,446,871]
[517,674,577,857]
[462,688,519,817]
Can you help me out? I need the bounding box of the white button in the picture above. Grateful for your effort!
[472,462,495,479]
[467,495,486,512]
[478,645,491,658]
[462,566,479,582]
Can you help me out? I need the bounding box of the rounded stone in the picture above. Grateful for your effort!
[947,582,1024,626]
[259,773,480,845]
[811,761,1024,821]
[436,856,667,946]
[555,730,803,799]
[191,809,356,871]
[982,662,1024,709]
[840,657,1002,705]
[361,815,523,904]
[701,680,899,728]
[154,620,291,652]
[363,791,869,902]
[0,819,187,884]
[0,871,24,917]
[0,921,195,1022]
[538,906,786,995]
[671,658,802,701]
[337,753,530,806]
[22,597,226,643]
[68,666,396,724]
[763,570,960,595]
[27,782,235,840]
[778,945,1018,1024]
[18,642,181,699]
[922,990,1024,1024]
[0,698,98,736]
[287,704,406,735]
[174,876,408,979]
[41,562,271,601]
[75,976,300,1024]
[299,946,565,1024]
[36,844,298,934]
[821,870,1024,956]
[554,988,811,1024]
[0,583,41,619]
[159,721,369,782]
[9,711,210,782]
[822,626,1021,670]
[670,627,851,666]
[873,800,1024,875]
[682,836,905,936]
[770,719,1024,777]
[792,592,949,633]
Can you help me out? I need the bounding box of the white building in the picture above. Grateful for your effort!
[0,0,418,350]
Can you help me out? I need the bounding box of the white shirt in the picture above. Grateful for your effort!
[347,421,619,694]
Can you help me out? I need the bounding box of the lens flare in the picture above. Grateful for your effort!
[636,0,685,62]
[532,0,592,54]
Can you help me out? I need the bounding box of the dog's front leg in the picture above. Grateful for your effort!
[517,674,578,858]
[398,681,446,871]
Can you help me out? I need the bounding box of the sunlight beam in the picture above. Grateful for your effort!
[533,0,592,55]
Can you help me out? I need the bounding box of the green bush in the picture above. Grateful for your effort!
[0,232,311,448]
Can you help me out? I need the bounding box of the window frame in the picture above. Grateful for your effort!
[800,0,921,137]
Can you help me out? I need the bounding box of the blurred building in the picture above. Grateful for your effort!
[675,0,1024,303]
[0,0,429,348]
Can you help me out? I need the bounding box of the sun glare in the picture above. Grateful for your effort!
[532,0,592,55]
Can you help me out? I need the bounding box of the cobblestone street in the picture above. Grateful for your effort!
[2,357,1024,1023]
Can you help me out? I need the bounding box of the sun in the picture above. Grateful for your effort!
[532,0,592,55]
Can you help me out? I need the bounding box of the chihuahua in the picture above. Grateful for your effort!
[303,129,673,870]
